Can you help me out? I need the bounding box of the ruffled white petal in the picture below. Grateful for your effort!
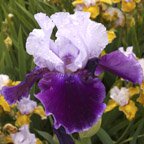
[83,0,96,6]
[11,125,36,144]
[26,12,108,73]
[0,74,10,90]
[52,11,108,59]
[26,29,45,55]
[119,46,136,57]
[110,86,129,106]
[26,29,64,72]
[17,97,37,114]
[84,21,108,58]
[138,58,144,79]
[50,12,71,28]
[34,12,54,38]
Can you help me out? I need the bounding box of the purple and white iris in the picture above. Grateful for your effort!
[17,97,37,114]
[2,12,142,134]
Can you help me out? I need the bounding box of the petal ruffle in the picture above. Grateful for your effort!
[26,29,64,73]
[96,50,143,84]
[52,11,108,58]
[34,13,55,38]
[51,11,108,71]
[36,72,106,134]
[2,67,48,104]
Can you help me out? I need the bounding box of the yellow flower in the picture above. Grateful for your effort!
[33,106,47,120]
[100,50,106,56]
[121,0,136,12]
[36,138,43,144]
[72,0,83,6]
[8,80,20,86]
[127,16,135,27]
[140,81,144,90]
[103,13,115,22]
[135,0,141,2]
[107,30,116,43]
[83,5,100,18]
[73,0,100,18]
[100,0,112,4]
[8,13,14,19]
[137,81,144,105]
[105,99,118,112]
[119,100,137,120]
[128,87,140,97]
[0,95,10,112]
[106,86,139,120]
[3,123,17,134]
[103,7,125,27]
[112,0,120,3]
[4,36,12,48]
[4,135,13,143]
[137,92,144,105]
[7,13,14,24]
[15,112,30,127]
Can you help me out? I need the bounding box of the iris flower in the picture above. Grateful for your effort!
[2,12,142,135]
[105,86,139,120]
[11,125,36,144]
[17,97,37,115]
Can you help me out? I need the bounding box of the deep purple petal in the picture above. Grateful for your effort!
[96,51,143,84]
[53,127,74,144]
[2,67,49,104]
[36,71,106,134]
[2,82,29,105]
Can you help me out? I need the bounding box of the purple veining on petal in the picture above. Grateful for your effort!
[2,67,49,104]
[96,50,143,84]
[36,71,106,134]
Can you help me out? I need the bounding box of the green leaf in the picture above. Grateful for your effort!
[15,1,37,26]
[61,0,73,12]
[130,119,144,144]
[131,26,141,57]
[75,138,92,144]
[109,120,128,135]
[17,26,26,80]
[38,0,59,13]
[97,128,114,144]
[35,129,55,144]
[116,121,133,143]
[11,1,37,32]
[79,119,101,138]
